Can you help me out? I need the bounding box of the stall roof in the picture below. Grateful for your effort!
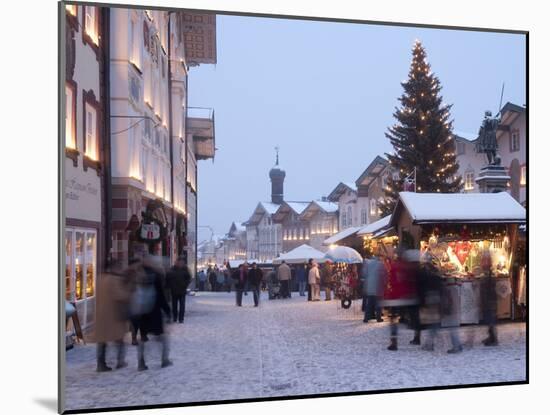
[323,226,361,245]
[393,191,526,225]
[273,244,327,264]
[357,215,392,236]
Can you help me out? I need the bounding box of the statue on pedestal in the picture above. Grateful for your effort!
[475,110,500,165]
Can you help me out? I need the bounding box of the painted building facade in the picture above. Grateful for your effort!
[455,103,526,205]
[64,4,106,328]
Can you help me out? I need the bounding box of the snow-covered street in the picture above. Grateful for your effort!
[65,291,526,411]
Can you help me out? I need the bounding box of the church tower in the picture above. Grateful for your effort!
[269,146,285,204]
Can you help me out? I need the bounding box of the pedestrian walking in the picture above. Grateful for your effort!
[94,263,133,372]
[321,261,333,301]
[232,264,248,306]
[198,269,207,291]
[166,256,192,323]
[306,259,313,301]
[134,255,173,371]
[480,248,498,346]
[296,264,307,296]
[363,255,386,323]
[309,261,321,301]
[248,262,263,306]
[277,261,292,299]
[208,266,217,292]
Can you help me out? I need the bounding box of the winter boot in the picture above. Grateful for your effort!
[447,345,463,354]
[410,332,421,345]
[161,359,173,368]
[96,362,112,372]
[387,338,398,351]
[482,328,498,346]
[138,359,148,371]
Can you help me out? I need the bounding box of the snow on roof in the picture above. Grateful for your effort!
[454,131,478,142]
[397,191,526,224]
[357,215,392,236]
[286,201,310,215]
[260,202,281,215]
[344,182,358,192]
[314,201,339,213]
[323,226,362,245]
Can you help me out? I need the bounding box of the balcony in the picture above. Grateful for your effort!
[187,107,215,161]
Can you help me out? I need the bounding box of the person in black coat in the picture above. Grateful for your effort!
[248,263,263,307]
[232,264,248,306]
[136,256,172,371]
[166,256,191,323]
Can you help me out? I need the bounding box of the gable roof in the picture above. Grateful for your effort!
[245,201,281,226]
[323,226,362,245]
[357,215,392,236]
[327,182,357,202]
[355,156,389,189]
[390,191,526,225]
[273,201,310,222]
[299,200,339,221]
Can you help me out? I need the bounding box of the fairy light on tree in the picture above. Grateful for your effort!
[379,40,462,216]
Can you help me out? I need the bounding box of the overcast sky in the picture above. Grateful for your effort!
[188,14,526,243]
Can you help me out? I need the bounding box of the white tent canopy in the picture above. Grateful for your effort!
[397,191,526,224]
[323,226,361,245]
[324,245,363,264]
[273,244,327,264]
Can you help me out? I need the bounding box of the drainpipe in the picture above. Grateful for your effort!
[102,7,112,266]
[167,12,175,263]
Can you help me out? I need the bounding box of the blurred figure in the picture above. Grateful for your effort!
[135,255,172,371]
[216,266,224,292]
[363,255,386,323]
[248,262,263,306]
[309,261,321,301]
[208,266,217,292]
[480,248,498,346]
[224,266,231,292]
[347,264,360,299]
[277,260,292,299]
[296,264,307,296]
[198,269,206,291]
[321,261,333,301]
[383,249,420,351]
[233,264,248,306]
[166,256,192,324]
[94,263,133,372]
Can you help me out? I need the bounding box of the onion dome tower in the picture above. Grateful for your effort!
[269,146,285,204]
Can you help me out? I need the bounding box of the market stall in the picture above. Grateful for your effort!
[390,191,526,326]
[357,215,398,259]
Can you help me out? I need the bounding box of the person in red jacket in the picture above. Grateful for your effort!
[382,249,420,351]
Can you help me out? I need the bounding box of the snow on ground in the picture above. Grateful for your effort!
[64,292,526,411]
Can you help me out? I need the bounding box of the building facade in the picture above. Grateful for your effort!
[299,200,339,252]
[273,202,311,253]
[327,182,360,230]
[108,9,216,274]
[355,156,393,224]
[64,4,106,328]
[455,103,526,205]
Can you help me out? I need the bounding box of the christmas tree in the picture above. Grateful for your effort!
[379,40,462,216]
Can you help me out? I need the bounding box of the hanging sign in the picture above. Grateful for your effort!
[141,223,161,240]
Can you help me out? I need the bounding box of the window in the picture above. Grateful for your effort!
[65,84,76,148]
[65,228,96,326]
[370,198,377,216]
[520,165,526,186]
[510,131,520,152]
[361,208,367,225]
[464,171,475,191]
[347,206,352,226]
[66,4,77,16]
[84,103,98,160]
[84,6,99,45]
[456,141,466,155]
[341,211,347,228]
